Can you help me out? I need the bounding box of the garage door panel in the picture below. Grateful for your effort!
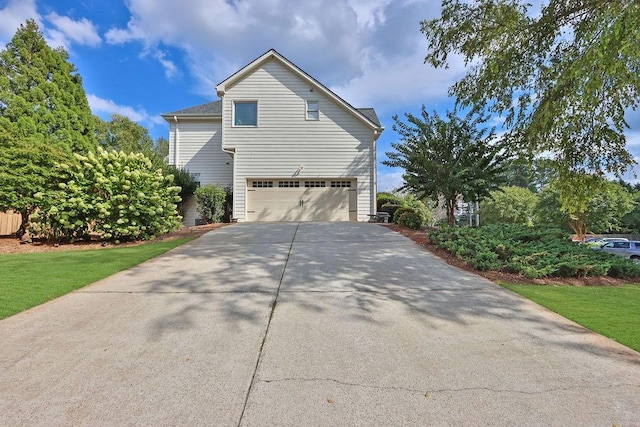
[247,180,355,222]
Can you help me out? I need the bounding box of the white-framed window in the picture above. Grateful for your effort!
[306,100,319,120]
[330,180,351,188]
[304,181,326,188]
[233,101,258,126]
[251,181,273,188]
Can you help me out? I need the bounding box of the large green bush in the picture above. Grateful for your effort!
[32,148,182,241]
[195,184,229,223]
[393,206,414,224]
[397,211,422,229]
[429,224,640,279]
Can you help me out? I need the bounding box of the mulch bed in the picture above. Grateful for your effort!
[0,223,226,255]
[382,224,629,287]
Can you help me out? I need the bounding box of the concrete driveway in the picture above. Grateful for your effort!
[1,222,639,426]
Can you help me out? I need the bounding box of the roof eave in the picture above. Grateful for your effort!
[161,114,222,122]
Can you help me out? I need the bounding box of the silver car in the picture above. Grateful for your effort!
[598,240,640,263]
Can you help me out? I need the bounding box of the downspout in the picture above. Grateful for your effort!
[372,129,378,218]
[173,116,179,167]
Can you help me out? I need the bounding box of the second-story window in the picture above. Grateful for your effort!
[234,101,258,126]
[306,100,319,120]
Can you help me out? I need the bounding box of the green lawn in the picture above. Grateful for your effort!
[0,238,193,320]
[501,283,640,352]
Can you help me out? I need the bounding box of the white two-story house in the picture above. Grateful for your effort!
[162,49,384,224]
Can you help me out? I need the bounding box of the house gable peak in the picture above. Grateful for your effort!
[215,49,382,131]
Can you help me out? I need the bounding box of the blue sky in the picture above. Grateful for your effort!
[1,0,639,190]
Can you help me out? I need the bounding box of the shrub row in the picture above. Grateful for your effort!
[428,224,640,279]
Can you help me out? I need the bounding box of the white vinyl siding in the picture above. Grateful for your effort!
[168,119,233,225]
[221,60,375,222]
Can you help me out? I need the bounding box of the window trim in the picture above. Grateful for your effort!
[233,100,258,127]
[306,100,319,121]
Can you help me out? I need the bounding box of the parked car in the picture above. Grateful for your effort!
[582,237,628,247]
[594,240,640,263]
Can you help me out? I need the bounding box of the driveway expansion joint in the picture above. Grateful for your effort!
[236,222,300,426]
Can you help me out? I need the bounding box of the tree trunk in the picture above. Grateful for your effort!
[16,208,30,238]
[446,199,456,226]
[568,213,588,242]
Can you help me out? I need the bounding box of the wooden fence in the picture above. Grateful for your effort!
[0,211,21,235]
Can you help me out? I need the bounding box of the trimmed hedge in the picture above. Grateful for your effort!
[428,224,640,279]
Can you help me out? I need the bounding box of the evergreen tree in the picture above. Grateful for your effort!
[0,19,96,153]
[0,19,96,236]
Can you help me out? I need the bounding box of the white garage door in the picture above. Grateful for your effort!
[246,179,356,222]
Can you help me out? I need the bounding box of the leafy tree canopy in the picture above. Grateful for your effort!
[94,114,167,165]
[537,174,634,238]
[422,0,640,175]
[383,107,512,226]
[481,186,539,226]
[0,132,68,235]
[500,158,559,192]
[0,19,96,154]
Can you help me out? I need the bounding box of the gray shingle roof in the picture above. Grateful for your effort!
[162,100,222,117]
[356,108,380,127]
[163,99,380,127]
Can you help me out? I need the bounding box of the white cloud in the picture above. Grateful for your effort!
[346,0,392,29]
[139,47,179,79]
[377,170,405,192]
[0,0,40,43]
[105,0,442,93]
[87,94,164,127]
[45,13,101,49]
[331,49,466,112]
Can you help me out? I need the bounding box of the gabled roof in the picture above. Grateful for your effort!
[216,49,383,131]
[356,108,381,127]
[161,100,222,119]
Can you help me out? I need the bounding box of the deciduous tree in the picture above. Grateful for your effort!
[422,0,640,175]
[481,186,539,226]
[536,174,634,239]
[384,107,511,226]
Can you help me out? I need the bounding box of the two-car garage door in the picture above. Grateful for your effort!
[246,179,356,222]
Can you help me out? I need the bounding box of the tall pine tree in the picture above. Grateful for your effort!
[0,19,96,236]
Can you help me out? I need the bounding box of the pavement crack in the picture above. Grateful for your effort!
[427,382,640,395]
[257,377,639,397]
[260,377,424,394]
[237,222,300,426]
